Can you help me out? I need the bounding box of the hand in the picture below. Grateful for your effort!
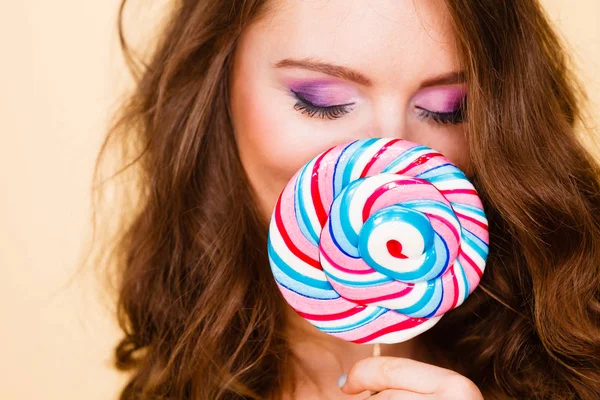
[340,356,483,399]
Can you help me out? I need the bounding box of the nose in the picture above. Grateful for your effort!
[370,94,407,140]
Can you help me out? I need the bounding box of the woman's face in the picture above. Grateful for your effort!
[229,0,467,221]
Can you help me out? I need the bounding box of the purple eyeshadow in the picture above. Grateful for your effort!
[288,79,357,107]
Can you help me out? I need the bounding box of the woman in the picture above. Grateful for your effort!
[96,0,600,398]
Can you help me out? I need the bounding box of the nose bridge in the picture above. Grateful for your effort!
[372,93,407,139]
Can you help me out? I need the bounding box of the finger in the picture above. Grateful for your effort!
[341,356,455,395]
[369,389,435,399]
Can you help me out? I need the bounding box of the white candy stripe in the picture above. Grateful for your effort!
[347,139,391,183]
[460,239,486,269]
[320,251,387,283]
[269,222,328,281]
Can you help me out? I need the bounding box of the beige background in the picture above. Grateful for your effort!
[0,1,598,399]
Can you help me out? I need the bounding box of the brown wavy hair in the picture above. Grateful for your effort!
[94,0,600,398]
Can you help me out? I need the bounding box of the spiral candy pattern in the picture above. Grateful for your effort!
[267,138,489,344]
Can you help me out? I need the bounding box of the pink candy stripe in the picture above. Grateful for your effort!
[321,245,373,275]
[278,284,357,313]
[274,193,321,270]
[428,213,460,243]
[278,180,321,262]
[366,141,420,174]
[355,285,414,304]
[396,152,444,175]
[432,266,460,316]
[455,211,488,231]
[328,278,414,305]
[362,179,425,222]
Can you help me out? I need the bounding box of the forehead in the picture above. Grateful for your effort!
[249,0,459,87]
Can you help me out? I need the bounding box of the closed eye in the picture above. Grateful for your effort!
[291,90,354,120]
[415,104,465,125]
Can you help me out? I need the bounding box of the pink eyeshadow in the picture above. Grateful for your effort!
[412,85,467,113]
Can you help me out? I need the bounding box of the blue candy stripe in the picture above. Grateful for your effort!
[425,172,467,183]
[333,140,360,197]
[341,138,379,189]
[461,228,489,262]
[271,265,340,300]
[457,258,470,297]
[415,163,456,179]
[275,278,340,301]
[423,280,445,318]
[452,203,487,219]
[295,162,319,245]
[294,174,318,247]
[328,199,361,259]
[381,145,430,173]
[395,279,443,318]
[268,241,334,292]
[339,179,364,249]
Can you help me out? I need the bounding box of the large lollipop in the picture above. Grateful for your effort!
[267,138,489,344]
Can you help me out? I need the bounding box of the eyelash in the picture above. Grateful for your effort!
[291,90,354,120]
[292,90,466,125]
[415,104,465,125]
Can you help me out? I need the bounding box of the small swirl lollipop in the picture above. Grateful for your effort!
[267,138,489,344]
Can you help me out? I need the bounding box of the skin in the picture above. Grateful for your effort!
[229,0,480,398]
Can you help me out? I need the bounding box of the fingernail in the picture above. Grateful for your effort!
[337,373,347,388]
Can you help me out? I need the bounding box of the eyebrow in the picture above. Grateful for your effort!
[273,57,465,88]
[274,58,373,86]
[419,71,465,88]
